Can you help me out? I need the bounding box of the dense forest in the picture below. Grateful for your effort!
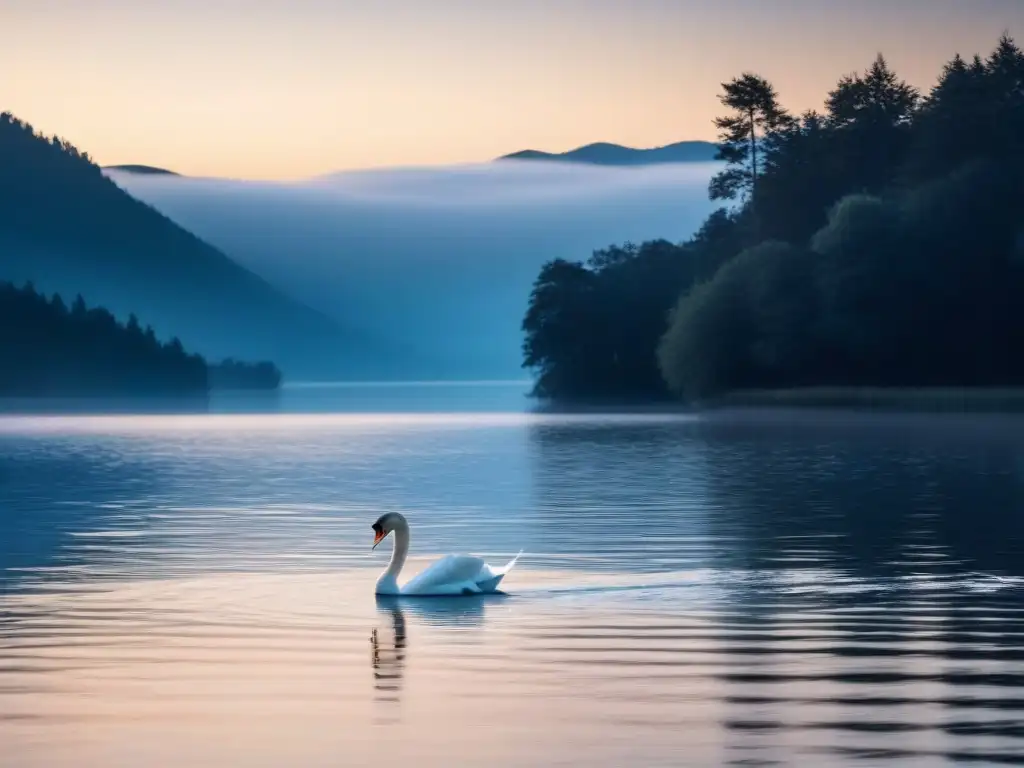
[0,112,353,377]
[0,282,280,397]
[522,34,1024,402]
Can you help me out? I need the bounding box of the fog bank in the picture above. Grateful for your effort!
[109,160,723,378]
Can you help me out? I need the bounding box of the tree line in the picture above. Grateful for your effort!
[522,34,1024,402]
[208,358,283,390]
[0,281,281,396]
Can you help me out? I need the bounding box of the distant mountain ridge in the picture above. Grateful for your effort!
[101,142,720,179]
[499,141,720,166]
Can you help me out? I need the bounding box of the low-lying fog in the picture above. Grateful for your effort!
[108,160,723,378]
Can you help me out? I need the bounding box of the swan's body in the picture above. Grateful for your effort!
[372,512,521,596]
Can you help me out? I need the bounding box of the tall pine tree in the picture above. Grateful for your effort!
[709,73,793,205]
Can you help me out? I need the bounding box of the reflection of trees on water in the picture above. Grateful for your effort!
[526,413,1024,579]
[691,414,1024,766]
[716,584,1024,766]
[693,413,1024,580]
[528,413,1024,764]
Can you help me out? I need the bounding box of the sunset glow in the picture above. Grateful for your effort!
[5,0,1023,179]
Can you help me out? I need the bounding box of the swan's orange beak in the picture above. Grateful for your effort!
[372,529,388,550]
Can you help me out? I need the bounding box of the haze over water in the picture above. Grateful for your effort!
[107,162,722,377]
[3,383,1024,766]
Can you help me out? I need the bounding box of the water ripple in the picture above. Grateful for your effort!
[2,408,1024,765]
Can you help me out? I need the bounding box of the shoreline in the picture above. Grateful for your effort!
[695,387,1024,413]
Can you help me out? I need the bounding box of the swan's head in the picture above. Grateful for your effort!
[371,511,407,550]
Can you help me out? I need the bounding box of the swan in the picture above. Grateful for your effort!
[371,511,521,596]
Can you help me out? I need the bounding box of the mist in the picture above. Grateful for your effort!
[108,160,724,379]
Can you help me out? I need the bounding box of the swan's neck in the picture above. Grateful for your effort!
[376,526,409,595]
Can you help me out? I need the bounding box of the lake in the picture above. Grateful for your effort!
[2,382,1024,767]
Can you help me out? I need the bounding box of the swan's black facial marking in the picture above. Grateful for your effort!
[371,519,388,549]
[372,513,396,531]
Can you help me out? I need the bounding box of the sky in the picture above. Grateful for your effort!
[4,0,1024,179]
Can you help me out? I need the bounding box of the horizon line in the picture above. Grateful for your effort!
[100,138,722,183]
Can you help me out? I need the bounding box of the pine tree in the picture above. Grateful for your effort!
[826,54,919,130]
[824,54,919,193]
[709,73,793,204]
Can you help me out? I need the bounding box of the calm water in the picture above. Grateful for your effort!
[2,383,1024,767]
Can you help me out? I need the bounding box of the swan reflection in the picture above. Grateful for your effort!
[370,600,407,705]
[375,592,507,627]
[370,593,508,710]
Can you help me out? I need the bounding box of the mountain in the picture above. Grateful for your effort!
[0,111,388,379]
[498,141,720,166]
[103,164,179,176]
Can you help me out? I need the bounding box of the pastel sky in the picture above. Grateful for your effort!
[4,0,1023,179]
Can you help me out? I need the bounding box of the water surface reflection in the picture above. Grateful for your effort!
[1,406,1023,766]
[371,600,407,711]
[370,595,505,716]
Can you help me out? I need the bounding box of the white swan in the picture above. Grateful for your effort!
[371,512,521,596]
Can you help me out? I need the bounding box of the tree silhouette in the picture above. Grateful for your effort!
[0,281,283,397]
[522,218,743,401]
[523,33,1024,403]
[825,54,920,195]
[709,73,794,206]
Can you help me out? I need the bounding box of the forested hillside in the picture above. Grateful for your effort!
[523,35,1024,402]
[0,113,351,377]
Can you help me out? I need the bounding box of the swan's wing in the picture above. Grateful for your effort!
[485,550,522,577]
[474,550,523,592]
[400,554,489,595]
